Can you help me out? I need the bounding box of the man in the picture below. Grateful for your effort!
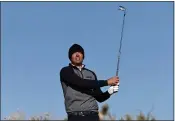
[60,44,120,121]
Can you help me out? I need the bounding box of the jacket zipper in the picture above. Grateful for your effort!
[78,68,93,91]
[80,70,84,79]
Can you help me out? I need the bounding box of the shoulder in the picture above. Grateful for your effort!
[84,67,97,77]
[60,66,71,74]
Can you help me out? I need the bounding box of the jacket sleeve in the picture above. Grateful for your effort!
[92,72,111,102]
[60,67,108,89]
[93,88,111,103]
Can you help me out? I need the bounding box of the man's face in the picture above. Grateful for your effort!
[71,52,84,65]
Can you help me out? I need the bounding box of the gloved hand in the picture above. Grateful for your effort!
[108,83,119,95]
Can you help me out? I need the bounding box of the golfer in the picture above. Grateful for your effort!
[60,44,120,121]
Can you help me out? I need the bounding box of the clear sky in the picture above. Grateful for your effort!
[1,1,173,120]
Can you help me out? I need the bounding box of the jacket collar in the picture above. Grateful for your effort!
[69,63,85,71]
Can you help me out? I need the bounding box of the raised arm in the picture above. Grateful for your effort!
[60,67,108,89]
[91,72,110,102]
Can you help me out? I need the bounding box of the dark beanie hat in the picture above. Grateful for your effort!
[68,44,84,60]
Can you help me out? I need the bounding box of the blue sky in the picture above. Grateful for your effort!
[1,1,173,120]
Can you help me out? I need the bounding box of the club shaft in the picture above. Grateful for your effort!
[116,12,126,76]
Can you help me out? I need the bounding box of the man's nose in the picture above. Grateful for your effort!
[76,53,80,57]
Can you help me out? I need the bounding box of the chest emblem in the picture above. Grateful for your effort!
[86,76,92,79]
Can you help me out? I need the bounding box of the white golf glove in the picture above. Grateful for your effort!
[108,83,119,95]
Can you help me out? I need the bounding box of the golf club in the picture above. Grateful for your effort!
[116,5,127,76]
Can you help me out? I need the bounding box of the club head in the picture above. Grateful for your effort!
[118,5,126,11]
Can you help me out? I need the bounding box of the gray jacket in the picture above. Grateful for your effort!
[60,64,110,113]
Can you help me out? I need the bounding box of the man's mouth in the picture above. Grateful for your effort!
[75,57,80,61]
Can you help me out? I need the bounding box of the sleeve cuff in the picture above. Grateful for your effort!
[98,80,108,87]
[104,91,111,97]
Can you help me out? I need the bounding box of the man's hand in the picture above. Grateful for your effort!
[108,83,120,95]
[107,76,119,86]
